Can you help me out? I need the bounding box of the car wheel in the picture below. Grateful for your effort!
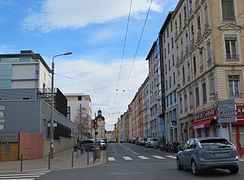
[191,160,199,175]
[176,158,183,170]
[229,166,239,174]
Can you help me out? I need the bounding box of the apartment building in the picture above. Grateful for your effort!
[65,94,92,138]
[172,0,244,154]
[142,77,150,137]
[159,12,179,144]
[146,40,163,139]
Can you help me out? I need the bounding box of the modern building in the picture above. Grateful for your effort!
[0,50,76,157]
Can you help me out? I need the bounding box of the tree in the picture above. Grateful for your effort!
[74,105,89,140]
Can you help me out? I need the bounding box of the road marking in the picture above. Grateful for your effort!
[166,155,176,159]
[120,144,139,155]
[123,156,132,160]
[138,156,149,160]
[239,159,244,162]
[0,170,49,179]
[108,157,116,161]
[153,155,166,159]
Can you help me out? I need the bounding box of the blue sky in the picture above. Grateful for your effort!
[0,0,178,130]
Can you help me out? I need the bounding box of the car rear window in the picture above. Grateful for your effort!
[152,138,158,141]
[199,138,232,147]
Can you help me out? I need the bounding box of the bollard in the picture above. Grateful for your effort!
[93,150,96,163]
[71,151,74,168]
[87,151,89,165]
[20,154,23,172]
[48,153,51,170]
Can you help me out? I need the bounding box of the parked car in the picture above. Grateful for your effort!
[136,137,146,146]
[129,138,137,144]
[145,138,158,148]
[73,139,96,152]
[176,137,239,175]
[98,139,108,150]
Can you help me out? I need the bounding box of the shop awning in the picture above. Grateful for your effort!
[189,119,212,130]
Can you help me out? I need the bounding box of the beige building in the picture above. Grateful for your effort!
[171,0,244,154]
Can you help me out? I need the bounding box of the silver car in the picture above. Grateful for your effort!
[145,138,158,148]
[176,137,239,175]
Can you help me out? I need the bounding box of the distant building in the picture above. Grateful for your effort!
[65,94,92,139]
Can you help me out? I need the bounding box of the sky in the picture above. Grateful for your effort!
[0,0,178,130]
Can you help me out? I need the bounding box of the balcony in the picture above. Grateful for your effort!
[226,53,239,60]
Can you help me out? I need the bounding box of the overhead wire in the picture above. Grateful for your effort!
[117,0,154,108]
[116,0,133,92]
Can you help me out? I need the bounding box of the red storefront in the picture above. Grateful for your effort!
[190,106,244,155]
[233,106,244,155]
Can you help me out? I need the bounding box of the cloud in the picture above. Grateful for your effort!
[22,0,163,32]
[0,44,13,54]
[54,57,148,130]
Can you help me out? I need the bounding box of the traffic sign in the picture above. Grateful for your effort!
[217,99,237,123]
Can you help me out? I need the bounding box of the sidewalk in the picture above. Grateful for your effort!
[0,148,107,173]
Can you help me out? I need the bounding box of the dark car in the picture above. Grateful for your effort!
[176,137,239,175]
[73,139,99,152]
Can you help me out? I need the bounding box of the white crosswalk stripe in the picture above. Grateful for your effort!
[108,157,116,161]
[0,170,49,180]
[107,155,176,162]
[138,156,149,160]
[123,156,132,160]
[153,155,166,159]
[166,155,177,159]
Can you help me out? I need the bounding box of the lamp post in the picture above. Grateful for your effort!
[50,52,72,159]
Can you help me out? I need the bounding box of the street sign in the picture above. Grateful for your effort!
[217,99,237,123]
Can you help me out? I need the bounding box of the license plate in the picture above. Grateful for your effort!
[215,153,228,158]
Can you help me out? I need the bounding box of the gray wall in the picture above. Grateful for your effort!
[0,100,41,134]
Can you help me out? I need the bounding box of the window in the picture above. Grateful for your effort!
[168,43,170,54]
[173,72,176,85]
[174,90,177,103]
[228,75,240,97]
[187,61,190,82]
[193,56,197,77]
[182,66,185,85]
[222,0,235,21]
[184,93,188,112]
[169,76,172,88]
[78,96,82,101]
[165,64,167,74]
[207,40,212,66]
[204,3,209,28]
[199,50,204,72]
[209,75,215,95]
[197,15,201,36]
[225,35,238,59]
[179,94,183,113]
[202,82,207,104]
[190,90,194,110]
[179,14,182,29]
[168,60,171,71]
[171,37,174,49]
[195,87,200,107]
[172,55,175,66]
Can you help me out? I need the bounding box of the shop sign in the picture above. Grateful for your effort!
[236,106,244,116]
[217,99,236,123]
[193,108,217,122]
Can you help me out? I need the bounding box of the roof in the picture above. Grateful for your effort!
[0,50,51,73]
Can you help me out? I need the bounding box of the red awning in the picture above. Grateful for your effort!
[190,119,212,130]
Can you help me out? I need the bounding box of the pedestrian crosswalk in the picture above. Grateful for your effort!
[0,170,49,180]
[108,155,176,162]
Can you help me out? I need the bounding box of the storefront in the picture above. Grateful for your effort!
[190,106,244,155]
[232,106,244,155]
[190,107,218,138]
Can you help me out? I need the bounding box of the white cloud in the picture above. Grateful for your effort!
[22,0,163,32]
[0,44,13,54]
[54,57,148,130]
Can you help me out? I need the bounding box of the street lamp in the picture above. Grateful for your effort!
[50,52,72,159]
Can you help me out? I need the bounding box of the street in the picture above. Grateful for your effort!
[36,143,244,180]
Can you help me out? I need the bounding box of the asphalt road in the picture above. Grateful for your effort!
[37,143,244,180]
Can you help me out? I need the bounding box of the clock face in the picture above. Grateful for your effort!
[0,112,4,118]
